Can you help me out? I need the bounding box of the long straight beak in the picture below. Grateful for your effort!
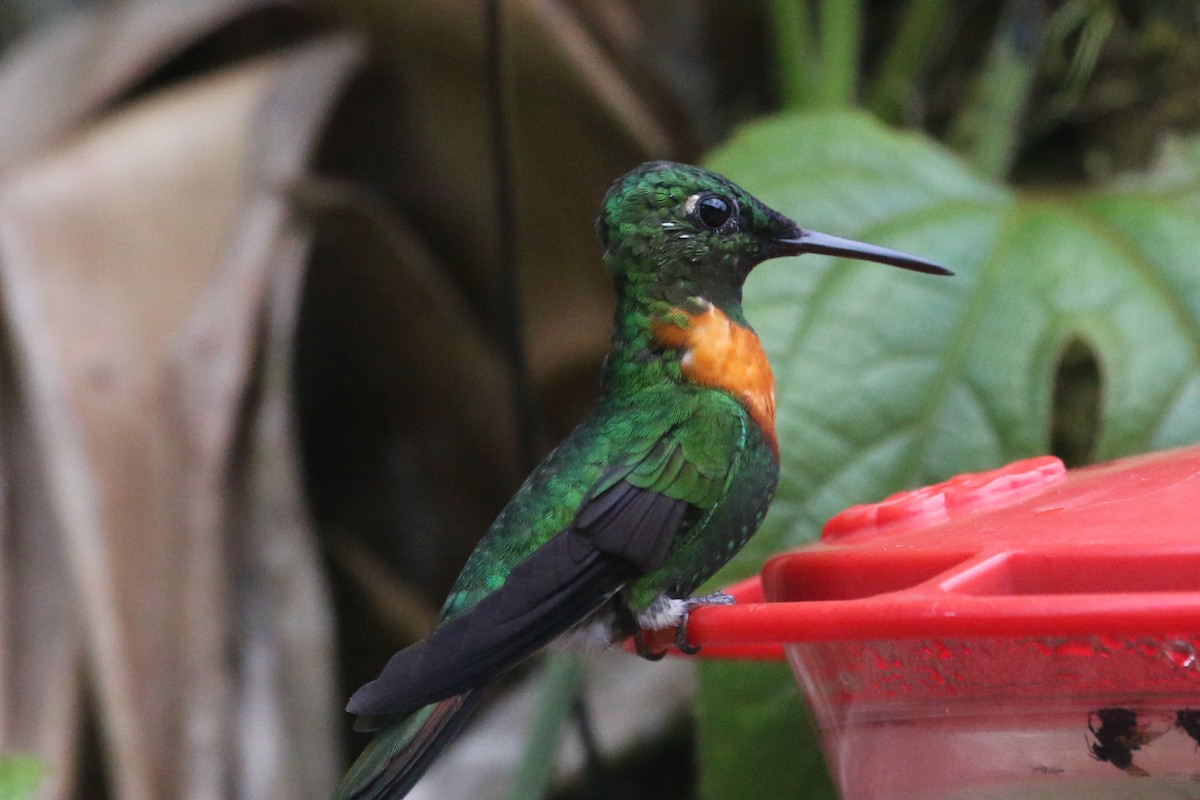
[777,230,953,276]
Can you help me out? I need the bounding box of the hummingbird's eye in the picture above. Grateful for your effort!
[695,194,734,229]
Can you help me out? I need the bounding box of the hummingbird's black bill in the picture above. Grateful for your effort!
[778,230,953,276]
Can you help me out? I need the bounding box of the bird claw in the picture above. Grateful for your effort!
[674,592,736,656]
[633,630,667,661]
[675,624,701,655]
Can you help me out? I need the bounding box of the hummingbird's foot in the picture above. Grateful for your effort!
[631,592,737,657]
[687,591,736,608]
[674,592,737,655]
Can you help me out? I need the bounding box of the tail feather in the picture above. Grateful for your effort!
[332,691,480,800]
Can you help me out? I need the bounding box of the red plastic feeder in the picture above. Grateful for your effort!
[677,446,1200,799]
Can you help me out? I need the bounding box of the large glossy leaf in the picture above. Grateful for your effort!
[696,111,1200,800]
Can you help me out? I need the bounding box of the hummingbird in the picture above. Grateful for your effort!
[332,161,950,799]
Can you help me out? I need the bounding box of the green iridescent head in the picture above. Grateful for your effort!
[597,161,949,303]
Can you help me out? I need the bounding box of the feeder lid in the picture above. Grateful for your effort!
[678,446,1200,660]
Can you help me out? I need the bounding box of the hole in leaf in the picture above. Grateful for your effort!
[1050,338,1102,467]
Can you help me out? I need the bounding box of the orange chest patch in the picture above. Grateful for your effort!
[652,302,777,451]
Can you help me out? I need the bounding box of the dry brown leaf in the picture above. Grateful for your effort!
[171,38,366,800]
[0,352,84,800]
[0,9,364,799]
[0,0,301,174]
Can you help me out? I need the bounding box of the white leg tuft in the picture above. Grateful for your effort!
[635,595,689,631]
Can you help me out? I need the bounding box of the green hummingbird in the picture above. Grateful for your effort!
[332,161,950,799]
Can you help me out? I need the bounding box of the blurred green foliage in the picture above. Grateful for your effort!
[0,755,40,800]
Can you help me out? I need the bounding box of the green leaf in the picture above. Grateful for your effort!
[696,111,1200,799]
[865,0,951,124]
[509,654,585,800]
[696,661,833,800]
[0,755,41,800]
[947,0,1043,178]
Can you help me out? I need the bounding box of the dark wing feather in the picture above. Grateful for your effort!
[347,482,689,718]
[347,530,617,716]
[575,475,688,571]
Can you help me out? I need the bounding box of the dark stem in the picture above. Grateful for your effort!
[572,690,606,799]
[487,0,539,472]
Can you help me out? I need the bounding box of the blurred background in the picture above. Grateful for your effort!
[1,0,1199,798]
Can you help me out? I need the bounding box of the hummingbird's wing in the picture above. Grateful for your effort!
[346,482,687,719]
[347,407,745,720]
